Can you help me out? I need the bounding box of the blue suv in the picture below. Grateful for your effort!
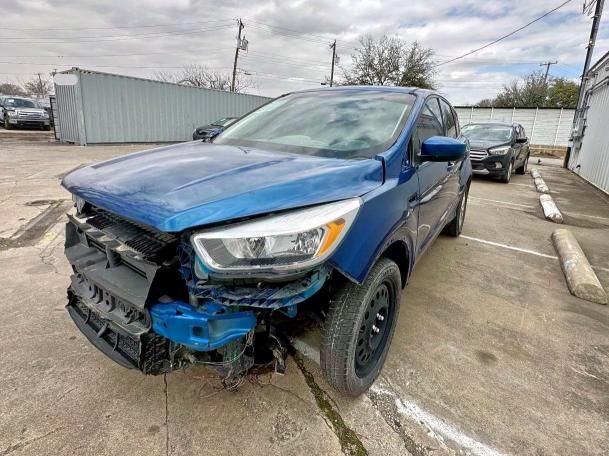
[62,87,471,396]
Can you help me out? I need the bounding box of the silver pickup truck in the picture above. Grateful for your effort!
[0,96,50,130]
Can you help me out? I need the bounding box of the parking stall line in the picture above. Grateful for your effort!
[470,196,609,224]
[292,339,507,456]
[460,235,609,274]
[469,196,536,209]
[461,235,559,260]
[370,385,506,456]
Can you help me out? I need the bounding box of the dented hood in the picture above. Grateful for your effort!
[62,141,384,232]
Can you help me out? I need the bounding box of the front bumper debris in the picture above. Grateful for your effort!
[150,301,256,351]
[64,204,323,377]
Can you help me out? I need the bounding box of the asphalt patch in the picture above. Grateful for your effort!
[0,200,70,250]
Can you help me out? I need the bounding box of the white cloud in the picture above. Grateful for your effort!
[0,0,607,104]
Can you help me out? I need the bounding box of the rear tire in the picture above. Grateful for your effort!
[516,155,529,175]
[501,160,513,183]
[321,257,401,396]
[444,184,469,236]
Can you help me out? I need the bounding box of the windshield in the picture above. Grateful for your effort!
[215,90,416,159]
[461,124,513,142]
[4,98,38,108]
[213,117,237,127]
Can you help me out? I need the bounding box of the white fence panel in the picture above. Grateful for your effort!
[455,107,574,147]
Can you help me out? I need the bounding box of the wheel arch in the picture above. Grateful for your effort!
[380,240,411,288]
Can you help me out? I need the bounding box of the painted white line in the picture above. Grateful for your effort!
[371,385,505,456]
[460,235,609,274]
[471,196,609,223]
[469,196,535,209]
[460,235,558,260]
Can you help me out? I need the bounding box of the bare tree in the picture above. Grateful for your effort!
[0,82,27,96]
[21,75,52,98]
[341,35,436,88]
[153,65,252,93]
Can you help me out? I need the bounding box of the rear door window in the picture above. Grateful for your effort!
[439,99,457,138]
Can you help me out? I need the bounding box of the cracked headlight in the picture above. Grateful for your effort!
[191,198,361,272]
[488,146,510,155]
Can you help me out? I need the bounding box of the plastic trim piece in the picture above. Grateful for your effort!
[150,301,256,351]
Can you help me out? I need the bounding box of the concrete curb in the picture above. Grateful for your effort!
[552,229,608,305]
[540,194,563,223]
[530,169,549,193]
[534,178,550,193]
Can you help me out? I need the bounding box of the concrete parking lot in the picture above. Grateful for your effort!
[1,129,608,456]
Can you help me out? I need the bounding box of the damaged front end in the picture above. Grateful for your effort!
[64,199,357,379]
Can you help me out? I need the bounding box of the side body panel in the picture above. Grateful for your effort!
[330,93,471,284]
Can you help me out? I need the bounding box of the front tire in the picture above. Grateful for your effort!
[501,160,513,183]
[4,117,12,130]
[444,184,469,236]
[321,257,401,396]
[516,155,529,174]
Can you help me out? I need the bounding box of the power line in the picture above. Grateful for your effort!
[435,0,574,67]
[0,18,233,31]
[0,25,232,44]
[0,48,234,59]
[0,61,234,70]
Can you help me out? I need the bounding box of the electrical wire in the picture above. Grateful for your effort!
[0,18,233,31]
[0,25,232,44]
[0,48,234,59]
[434,0,575,67]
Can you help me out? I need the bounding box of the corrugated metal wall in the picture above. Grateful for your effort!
[54,69,271,145]
[568,53,609,194]
[54,81,83,143]
[454,107,574,147]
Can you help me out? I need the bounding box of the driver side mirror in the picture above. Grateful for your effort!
[420,136,466,162]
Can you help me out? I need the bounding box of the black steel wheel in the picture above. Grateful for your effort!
[354,281,395,377]
[321,257,401,396]
[501,160,513,183]
[444,184,469,236]
[516,155,529,175]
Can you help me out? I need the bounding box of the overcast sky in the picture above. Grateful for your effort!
[1,0,608,105]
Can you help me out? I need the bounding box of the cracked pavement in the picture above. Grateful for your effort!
[1,130,608,455]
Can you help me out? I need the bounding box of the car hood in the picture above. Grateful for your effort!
[195,125,221,133]
[62,141,384,232]
[13,107,46,114]
[468,139,511,150]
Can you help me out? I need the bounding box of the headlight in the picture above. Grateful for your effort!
[191,198,361,273]
[42,111,49,117]
[7,110,17,117]
[488,146,510,155]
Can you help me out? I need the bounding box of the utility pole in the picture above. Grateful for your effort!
[564,0,605,167]
[231,19,244,93]
[36,73,44,97]
[575,0,604,111]
[539,61,558,83]
[329,40,336,87]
